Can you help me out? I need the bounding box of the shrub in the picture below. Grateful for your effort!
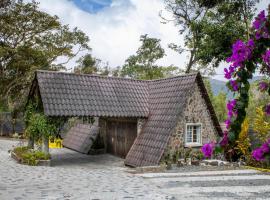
[172,150,180,163]
[253,107,270,143]
[13,146,30,158]
[184,147,192,161]
[236,118,251,159]
[33,151,50,160]
[12,146,50,166]
[21,152,38,166]
[21,151,50,166]
[192,150,204,161]
[25,113,56,141]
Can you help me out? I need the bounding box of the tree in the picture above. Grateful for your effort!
[253,107,270,143]
[111,66,122,77]
[203,78,214,102]
[74,54,99,74]
[121,34,178,80]
[213,91,227,122]
[0,1,90,112]
[201,6,270,162]
[203,78,226,122]
[74,53,115,76]
[247,80,270,124]
[163,0,258,73]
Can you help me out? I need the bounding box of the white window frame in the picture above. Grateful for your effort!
[185,123,202,147]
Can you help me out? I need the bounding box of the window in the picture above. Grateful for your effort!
[185,123,202,146]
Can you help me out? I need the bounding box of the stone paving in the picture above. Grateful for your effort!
[0,139,171,200]
[1,138,270,200]
[137,169,270,199]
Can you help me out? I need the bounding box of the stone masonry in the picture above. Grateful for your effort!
[165,82,218,156]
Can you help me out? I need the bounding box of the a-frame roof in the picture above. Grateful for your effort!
[30,70,222,167]
[125,73,222,167]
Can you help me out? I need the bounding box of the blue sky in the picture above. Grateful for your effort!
[71,0,112,13]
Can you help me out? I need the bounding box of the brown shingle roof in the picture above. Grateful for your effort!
[124,73,198,167]
[36,70,149,117]
[32,70,222,167]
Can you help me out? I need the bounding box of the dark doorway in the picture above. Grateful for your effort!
[106,119,137,158]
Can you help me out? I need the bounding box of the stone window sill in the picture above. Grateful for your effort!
[185,143,202,148]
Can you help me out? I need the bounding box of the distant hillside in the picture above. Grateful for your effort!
[209,79,230,97]
[209,76,263,99]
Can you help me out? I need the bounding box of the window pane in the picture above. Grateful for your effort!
[196,125,201,143]
[186,124,201,144]
[193,126,197,142]
[186,126,192,143]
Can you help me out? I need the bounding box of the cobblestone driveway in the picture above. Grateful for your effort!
[1,138,270,200]
[0,139,170,200]
[138,170,270,200]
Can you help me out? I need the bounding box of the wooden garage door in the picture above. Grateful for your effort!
[106,120,137,158]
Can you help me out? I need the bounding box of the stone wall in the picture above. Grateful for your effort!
[165,82,218,157]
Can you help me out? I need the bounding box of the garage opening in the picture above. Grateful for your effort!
[106,119,137,158]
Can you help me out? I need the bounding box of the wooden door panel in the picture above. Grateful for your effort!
[107,120,137,158]
[107,121,116,155]
[125,122,137,156]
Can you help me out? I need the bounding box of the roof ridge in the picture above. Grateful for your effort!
[149,72,198,82]
[36,70,199,82]
[36,70,146,82]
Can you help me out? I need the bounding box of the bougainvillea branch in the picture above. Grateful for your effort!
[201,7,270,161]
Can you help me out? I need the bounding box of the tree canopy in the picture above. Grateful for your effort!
[164,0,259,74]
[121,34,178,80]
[0,0,90,112]
[74,54,99,74]
[204,78,227,122]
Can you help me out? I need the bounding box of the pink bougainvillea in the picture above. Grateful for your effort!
[262,50,270,67]
[265,104,270,116]
[202,9,270,161]
[253,10,269,40]
[259,81,269,92]
[252,140,270,161]
[253,11,267,29]
[230,80,239,91]
[201,143,215,158]
[226,40,254,68]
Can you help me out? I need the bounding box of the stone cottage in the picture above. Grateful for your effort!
[28,70,222,167]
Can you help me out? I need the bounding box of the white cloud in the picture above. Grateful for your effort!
[34,0,186,71]
[31,0,270,81]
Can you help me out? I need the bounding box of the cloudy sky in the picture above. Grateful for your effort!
[33,0,269,81]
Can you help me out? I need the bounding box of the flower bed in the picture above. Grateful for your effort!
[11,146,51,166]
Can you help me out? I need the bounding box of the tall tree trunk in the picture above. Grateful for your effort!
[185,50,195,74]
[243,1,250,41]
[42,135,49,154]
